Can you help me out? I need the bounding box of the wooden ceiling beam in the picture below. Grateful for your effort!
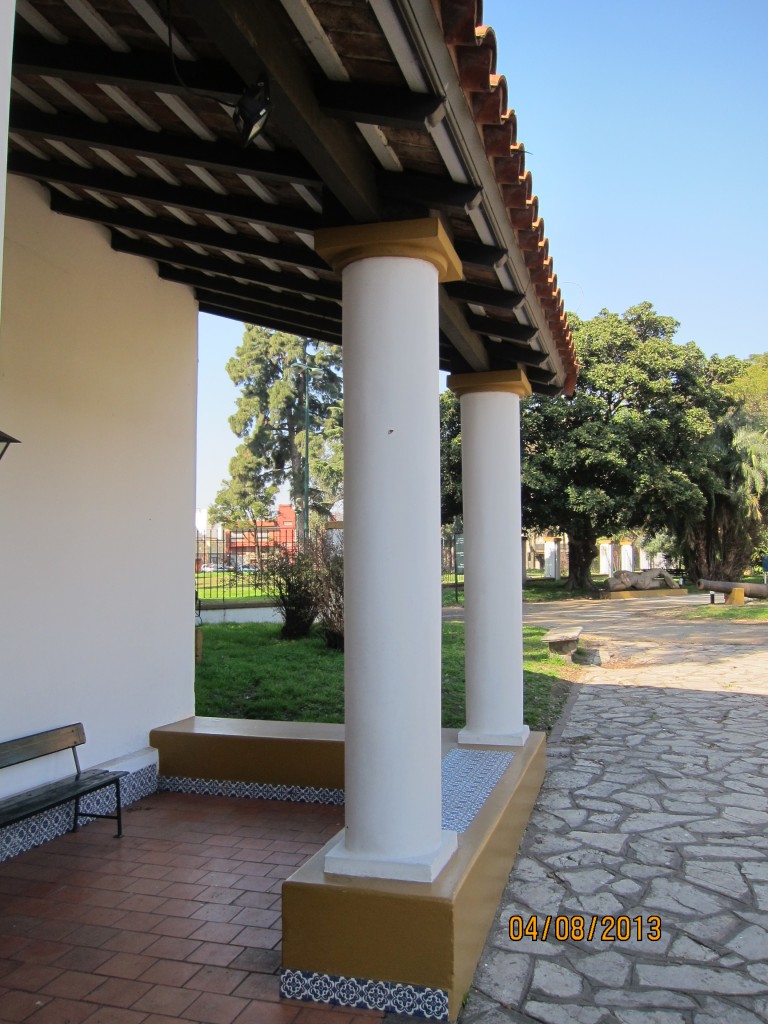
[484,342,550,368]
[110,233,341,300]
[48,193,327,269]
[195,288,342,339]
[465,312,539,343]
[316,80,445,130]
[378,170,482,213]
[12,35,243,103]
[198,300,341,345]
[8,151,321,232]
[181,0,379,221]
[10,103,320,186]
[454,241,507,270]
[444,280,525,312]
[158,265,341,320]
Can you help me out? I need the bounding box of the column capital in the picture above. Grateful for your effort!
[447,369,532,398]
[314,218,463,283]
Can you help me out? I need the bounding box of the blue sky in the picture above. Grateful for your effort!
[196,0,767,509]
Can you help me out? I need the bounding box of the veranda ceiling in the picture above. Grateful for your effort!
[8,0,577,394]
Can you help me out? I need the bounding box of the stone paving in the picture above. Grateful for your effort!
[462,667,768,1024]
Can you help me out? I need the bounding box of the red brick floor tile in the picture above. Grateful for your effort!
[184,943,244,968]
[232,861,272,878]
[154,899,204,919]
[231,891,280,910]
[0,989,52,1021]
[229,908,280,929]
[188,924,243,946]
[113,911,164,933]
[266,865,298,881]
[141,936,201,961]
[138,959,202,987]
[84,976,153,1008]
[100,931,157,956]
[130,983,199,1016]
[156,868,207,885]
[25,919,79,944]
[231,1002,300,1024]
[127,864,172,881]
[39,969,103,999]
[263,852,305,867]
[194,887,243,905]
[95,953,158,980]
[70,906,129,929]
[231,876,276,894]
[50,947,114,973]
[1,963,63,992]
[234,926,280,950]
[0,959,21,980]
[227,947,281,974]
[7,939,73,965]
[183,991,250,1024]
[67,926,122,949]
[230,971,281,1001]
[184,966,248,996]
[23,995,96,1022]
[115,894,169,914]
[148,918,202,940]
[123,878,174,897]
[155,883,206,901]
[77,1008,148,1024]
[190,905,240,925]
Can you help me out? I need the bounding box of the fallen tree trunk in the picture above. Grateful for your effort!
[697,579,768,598]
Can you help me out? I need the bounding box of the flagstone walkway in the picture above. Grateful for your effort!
[460,670,768,1024]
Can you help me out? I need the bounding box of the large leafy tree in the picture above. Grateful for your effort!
[209,327,343,530]
[522,303,746,588]
[440,390,463,526]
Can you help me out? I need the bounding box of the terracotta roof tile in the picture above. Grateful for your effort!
[436,0,578,390]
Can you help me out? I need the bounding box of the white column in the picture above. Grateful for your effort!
[449,371,531,746]
[0,3,16,323]
[315,219,462,882]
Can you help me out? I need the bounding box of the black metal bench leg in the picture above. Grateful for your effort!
[72,795,80,832]
[114,778,123,838]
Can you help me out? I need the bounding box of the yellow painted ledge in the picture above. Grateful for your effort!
[282,732,546,1020]
[149,717,345,790]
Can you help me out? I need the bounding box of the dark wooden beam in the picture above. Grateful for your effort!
[110,233,341,300]
[465,312,539,343]
[12,35,243,103]
[316,80,445,130]
[10,103,320,186]
[533,382,564,396]
[454,241,507,270]
[378,170,481,213]
[485,342,550,368]
[523,366,559,385]
[196,288,342,339]
[182,0,379,221]
[198,300,341,346]
[48,193,327,270]
[444,280,525,312]
[158,265,341,320]
[8,151,321,232]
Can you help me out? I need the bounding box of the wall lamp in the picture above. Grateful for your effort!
[0,431,20,463]
[232,78,271,146]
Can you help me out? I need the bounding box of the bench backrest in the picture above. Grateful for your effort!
[0,724,85,770]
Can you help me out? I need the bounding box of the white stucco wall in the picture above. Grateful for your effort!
[0,177,198,796]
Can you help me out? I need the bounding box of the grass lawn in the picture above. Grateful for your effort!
[195,621,573,733]
[683,602,768,621]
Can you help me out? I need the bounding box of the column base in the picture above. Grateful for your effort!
[324,828,458,883]
[458,724,530,747]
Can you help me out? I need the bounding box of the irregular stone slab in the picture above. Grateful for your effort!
[613,1011,687,1024]
[684,860,750,899]
[645,878,726,916]
[523,1000,605,1024]
[544,849,623,871]
[636,964,768,995]
[531,960,584,998]
[594,990,697,1010]
[668,935,720,962]
[557,868,616,895]
[694,997,768,1024]
[677,912,743,945]
[472,948,531,1007]
[729,925,768,962]
[566,950,631,987]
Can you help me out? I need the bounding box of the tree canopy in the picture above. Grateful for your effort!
[209,326,343,530]
[521,302,764,586]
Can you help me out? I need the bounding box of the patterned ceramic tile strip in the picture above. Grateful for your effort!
[280,968,449,1020]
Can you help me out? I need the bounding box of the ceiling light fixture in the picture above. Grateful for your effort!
[232,78,271,146]
[0,431,20,463]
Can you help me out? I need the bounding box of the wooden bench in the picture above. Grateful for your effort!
[0,724,126,839]
[542,626,582,655]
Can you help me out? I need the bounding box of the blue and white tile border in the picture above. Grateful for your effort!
[157,775,345,806]
[441,748,513,832]
[0,762,158,863]
[280,968,449,1020]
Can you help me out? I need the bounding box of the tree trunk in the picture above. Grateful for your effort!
[565,526,599,591]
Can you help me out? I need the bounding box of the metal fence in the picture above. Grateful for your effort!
[195,527,298,602]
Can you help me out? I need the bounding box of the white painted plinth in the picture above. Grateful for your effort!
[324,253,455,880]
[324,828,458,883]
[459,389,527,747]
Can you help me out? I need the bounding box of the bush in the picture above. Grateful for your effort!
[262,544,322,639]
[317,533,344,650]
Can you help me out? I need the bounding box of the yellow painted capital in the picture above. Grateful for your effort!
[447,369,532,398]
[314,218,463,283]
